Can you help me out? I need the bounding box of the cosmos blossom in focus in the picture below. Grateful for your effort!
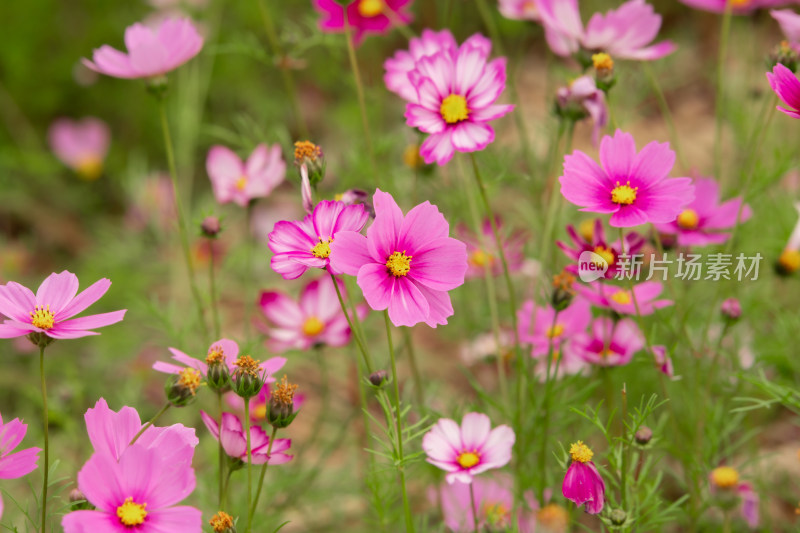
[767,63,800,119]
[312,0,413,46]
[206,144,286,207]
[48,118,110,181]
[562,440,605,514]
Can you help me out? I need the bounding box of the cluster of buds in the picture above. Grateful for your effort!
[268,375,300,429]
[552,270,576,311]
[231,355,266,399]
[165,367,202,407]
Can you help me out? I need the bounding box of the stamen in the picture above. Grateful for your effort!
[611,181,638,205]
[456,451,480,468]
[116,497,147,526]
[440,94,469,124]
[386,251,412,277]
[569,441,593,463]
[30,305,55,330]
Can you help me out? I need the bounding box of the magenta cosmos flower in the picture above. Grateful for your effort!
[773,9,800,52]
[384,29,460,103]
[206,144,286,207]
[562,441,605,514]
[422,412,515,484]
[403,33,514,165]
[48,117,110,181]
[559,130,695,228]
[558,219,645,280]
[568,317,644,366]
[767,63,800,119]
[517,298,591,357]
[0,271,125,341]
[268,200,369,280]
[312,0,413,46]
[538,0,675,60]
[655,177,752,246]
[499,0,541,21]
[457,217,525,280]
[200,411,292,465]
[83,18,203,79]
[575,280,672,315]
[680,0,794,14]
[257,276,367,353]
[329,189,467,328]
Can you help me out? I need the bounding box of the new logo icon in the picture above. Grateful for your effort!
[578,251,609,282]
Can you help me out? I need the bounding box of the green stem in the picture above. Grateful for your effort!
[39,346,49,533]
[209,238,221,339]
[157,97,209,344]
[642,63,687,172]
[250,426,278,521]
[536,309,561,501]
[620,384,629,508]
[714,1,734,181]
[384,311,414,533]
[344,26,378,180]
[402,327,424,408]
[129,402,171,446]
[469,482,480,533]
[217,392,225,509]
[221,468,234,511]
[245,399,253,532]
[329,270,374,373]
[245,204,255,341]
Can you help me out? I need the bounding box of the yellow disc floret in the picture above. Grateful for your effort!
[209,511,235,532]
[578,219,595,242]
[440,94,469,124]
[30,305,55,330]
[677,209,700,230]
[178,367,202,395]
[611,181,638,205]
[76,156,103,181]
[711,466,740,489]
[610,290,632,305]
[592,52,614,75]
[386,251,412,277]
[117,497,147,526]
[358,0,383,17]
[457,451,480,468]
[235,176,248,191]
[302,316,325,337]
[547,324,565,338]
[470,249,495,268]
[311,238,333,259]
[593,245,615,267]
[569,441,594,463]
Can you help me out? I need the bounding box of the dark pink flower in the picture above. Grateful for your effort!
[48,117,110,180]
[575,281,672,315]
[767,62,800,119]
[557,219,645,280]
[200,411,292,465]
[329,189,467,328]
[562,441,605,514]
[206,144,286,207]
[312,0,413,46]
[568,317,644,367]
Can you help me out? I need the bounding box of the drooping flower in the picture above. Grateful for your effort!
[0,271,126,341]
[83,18,203,79]
[556,76,608,146]
[575,281,672,315]
[773,9,800,52]
[422,412,515,484]
[569,317,644,367]
[457,217,525,280]
[680,0,793,14]
[48,117,110,181]
[206,144,286,207]
[537,0,675,60]
[499,0,540,21]
[329,189,467,327]
[268,200,369,280]
[559,130,695,227]
[200,411,292,465]
[517,298,591,357]
[384,29,459,103]
[312,0,413,46]
[257,276,367,352]
[767,63,800,119]
[403,33,514,165]
[558,219,645,280]
[562,441,605,515]
[0,412,41,480]
[655,177,752,246]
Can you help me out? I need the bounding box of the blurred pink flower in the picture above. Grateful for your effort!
[153,338,286,382]
[124,173,176,232]
[206,144,285,207]
[48,117,110,180]
[422,412,515,484]
[257,276,367,352]
[200,411,292,465]
[0,271,126,341]
[681,0,793,14]
[767,63,800,119]
[83,18,203,79]
[709,467,760,529]
[499,0,540,21]
[312,0,413,45]
[655,177,752,246]
[0,412,41,480]
[457,217,525,280]
[651,345,674,378]
[569,317,644,367]
[385,29,459,102]
[575,281,672,315]
[738,482,760,528]
[330,189,467,327]
[517,298,591,357]
[268,200,369,280]
[556,76,608,146]
[562,441,605,514]
[557,219,645,280]
[772,9,800,52]
[403,33,514,165]
[559,130,695,227]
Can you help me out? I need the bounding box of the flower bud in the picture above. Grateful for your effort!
[368,370,389,388]
[165,367,202,407]
[592,53,616,92]
[201,216,222,238]
[770,41,798,72]
[209,511,236,533]
[634,426,653,446]
[69,488,94,511]
[294,141,325,186]
[205,346,231,393]
[268,375,300,429]
[720,298,741,321]
[231,355,265,399]
[551,270,576,311]
[145,76,169,98]
[609,508,628,526]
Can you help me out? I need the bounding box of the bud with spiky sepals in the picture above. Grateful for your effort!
[201,216,222,238]
[27,331,55,349]
[551,270,576,311]
[294,141,325,187]
[231,355,265,399]
[368,370,389,388]
[607,508,629,528]
[268,375,300,429]
[634,426,653,447]
[205,345,231,393]
[165,367,202,407]
[209,511,237,533]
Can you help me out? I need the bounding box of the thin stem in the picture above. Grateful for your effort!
[329,270,374,373]
[536,309,561,501]
[217,392,225,509]
[620,384,629,508]
[245,399,253,532]
[642,63,687,171]
[384,311,414,533]
[157,98,209,343]
[244,204,255,341]
[402,327,424,407]
[129,403,171,446]
[250,426,278,521]
[39,346,49,533]
[209,238,221,339]
[714,1,734,180]
[344,26,378,179]
[469,482,480,533]
[221,468,234,511]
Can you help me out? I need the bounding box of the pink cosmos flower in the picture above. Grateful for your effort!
[568,317,644,367]
[206,144,286,207]
[575,280,672,315]
[457,217,525,280]
[773,9,800,52]
[422,412,515,484]
[556,76,608,147]
[767,63,800,119]
[499,0,540,21]
[312,0,413,46]
[329,189,468,327]
[680,0,794,14]
[562,441,605,515]
[384,29,459,103]
[738,482,760,528]
[225,385,307,424]
[655,177,752,246]
[48,118,110,181]
[0,271,126,340]
[651,345,674,378]
[559,130,695,228]
[517,298,591,357]
[558,219,645,280]
[538,0,675,60]
[268,200,369,280]
[0,412,41,480]
[257,276,367,353]
[153,338,286,382]
[403,33,514,165]
[200,411,292,465]
[83,18,203,79]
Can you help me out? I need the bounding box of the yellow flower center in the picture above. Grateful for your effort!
[253,403,267,420]
[469,249,495,268]
[75,155,103,181]
[536,504,569,530]
[457,451,480,468]
[178,367,202,395]
[358,0,384,17]
[779,249,800,273]
[610,290,632,305]
[677,208,700,230]
[711,466,740,488]
[546,324,565,338]
[302,316,325,337]
[294,140,322,163]
[30,305,55,330]
[209,511,234,532]
[592,52,614,74]
[483,502,511,527]
[117,497,147,526]
[206,346,226,365]
[235,176,248,191]
[311,238,333,259]
[440,94,469,124]
[569,441,593,463]
[233,355,261,378]
[578,219,595,242]
[611,181,638,205]
[386,251,412,277]
[593,245,615,267]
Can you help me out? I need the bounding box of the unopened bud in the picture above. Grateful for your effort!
[165,367,202,407]
[69,488,93,511]
[720,298,741,321]
[231,355,265,399]
[368,370,389,387]
[635,426,653,446]
[209,510,236,533]
[268,375,300,429]
[551,270,576,311]
[201,216,222,238]
[609,508,628,526]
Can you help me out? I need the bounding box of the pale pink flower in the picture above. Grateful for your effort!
[152,338,286,382]
[568,317,644,367]
[0,412,41,480]
[499,0,540,21]
[575,281,672,315]
[48,118,110,180]
[200,411,292,465]
[206,144,285,207]
[457,217,525,280]
[772,9,800,52]
[313,0,414,46]
[385,29,459,102]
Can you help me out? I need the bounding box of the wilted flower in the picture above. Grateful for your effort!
[294,141,325,188]
[200,411,292,465]
[569,317,644,367]
[164,367,202,407]
[209,511,236,533]
[556,76,608,146]
[575,281,672,315]
[562,441,605,514]
[312,0,414,46]
[206,144,286,207]
[767,63,800,119]
[48,117,110,180]
[231,355,266,399]
[267,375,300,429]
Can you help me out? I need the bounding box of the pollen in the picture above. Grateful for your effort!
[302,316,325,337]
[546,324,565,338]
[778,249,800,273]
[677,209,700,230]
[593,245,615,267]
[610,290,632,305]
[75,155,103,181]
[358,0,383,17]
[311,238,333,259]
[30,305,55,330]
[294,141,322,163]
[569,441,594,463]
[710,466,739,489]
[386,251,412,277]
[592,52,614,74]
[611,181,638,205]
[117,497,147,526]
[457,451,480,468]
[440,94,469,124]
[233,355,261,378]
[272,375,298,406]
[209,511,234,532]
[178,367,202,395]
[235,176,248,191]
[206,345,226,366]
